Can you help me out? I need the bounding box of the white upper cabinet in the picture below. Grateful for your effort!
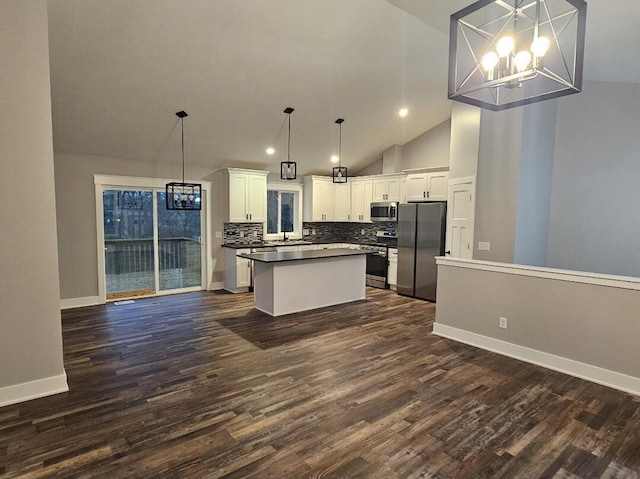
[333,182,351,222]
[225,168,268,222]
[405,171,449,202]
[372,175,403,202]
[350,178,373,222]
[303,176,335,222]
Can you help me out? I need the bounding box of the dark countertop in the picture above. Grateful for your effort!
[223,240,393,249]
[239,248,369,263]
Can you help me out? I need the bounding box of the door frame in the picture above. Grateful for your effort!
[94,174,213,304]
[446,175,476,259]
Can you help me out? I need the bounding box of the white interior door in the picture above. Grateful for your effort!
[446,176,476,259]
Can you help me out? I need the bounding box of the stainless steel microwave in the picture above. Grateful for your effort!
[370,201,398,222]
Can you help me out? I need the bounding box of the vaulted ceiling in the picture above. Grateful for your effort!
[47,0,640,177]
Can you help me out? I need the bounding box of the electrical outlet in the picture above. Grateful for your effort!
[499,317,508,329]
[312,229,316,235]
[361,229,365,235]
[215,231,222,239]
[240,231,245,238]
[478,241,491,251]
[252,231,258,237]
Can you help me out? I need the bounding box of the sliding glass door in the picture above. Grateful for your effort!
[103,188,203,300]
[157,192,201,291]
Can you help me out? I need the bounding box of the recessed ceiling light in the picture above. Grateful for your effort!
[266,147,275,155]
[398,108,409,118]
[331,155,339,164]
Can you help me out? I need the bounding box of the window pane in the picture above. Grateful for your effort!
[157,192,202,291]
[267,190,279,234]
[103,190,155,297]
[281,192,295,233]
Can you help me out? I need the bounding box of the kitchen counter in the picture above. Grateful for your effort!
[223,240,392,249]
[239,248,368,263]
[244,248,367,317]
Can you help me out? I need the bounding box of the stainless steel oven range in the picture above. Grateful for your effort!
[360,244,388,289]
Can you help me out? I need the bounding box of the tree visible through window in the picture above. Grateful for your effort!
[267,190,296,235]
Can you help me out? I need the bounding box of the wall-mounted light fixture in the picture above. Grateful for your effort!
[280,107,297,180]
[332,118,347,184]
[448,0,587,111]
[166,111,202,210]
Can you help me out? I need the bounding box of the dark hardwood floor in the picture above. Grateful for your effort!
[1,289,639,478]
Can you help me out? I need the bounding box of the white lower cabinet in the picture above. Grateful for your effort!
[387,248,398,288]
[223,248,252,293]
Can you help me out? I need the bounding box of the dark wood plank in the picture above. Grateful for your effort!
[0,289,639,478]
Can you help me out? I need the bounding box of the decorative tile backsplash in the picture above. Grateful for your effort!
[223,223,264,245]
[302,221,397,244]
[224,221,397,245]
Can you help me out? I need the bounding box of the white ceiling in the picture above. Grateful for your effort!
[47,0,640,177]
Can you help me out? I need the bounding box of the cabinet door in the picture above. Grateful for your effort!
[315,180,334,221]
[427,172,449,201]
[333,182,351,221]
[372,178,387,202]
[406,174,428,202]
[236,256,251,287]
[228,173,249,222]
[361,181,373,222]
[247,174,267,222]
[351,181,364,221]
[386,177,401,202]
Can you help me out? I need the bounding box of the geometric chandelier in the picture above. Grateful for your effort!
[448,0,587,111]
[166,110,202,210]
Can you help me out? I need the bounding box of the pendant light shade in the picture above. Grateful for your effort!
[448,0,587,111]
[166,110,202,210]
[332,118,347,184]
[280,107,297,180]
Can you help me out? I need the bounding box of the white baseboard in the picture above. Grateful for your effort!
[432,323,640,397]
[60,296,102,310]
[0,371,69,407]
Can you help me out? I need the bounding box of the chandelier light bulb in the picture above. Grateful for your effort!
[514,50,532,72]
[531,36,551,57]
[481,51,499,71]
[496,36,515,57]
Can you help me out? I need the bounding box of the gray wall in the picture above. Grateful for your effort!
[473,108,523,263]
[0,1,65,388]
[513,100,557,266]
[55,153,225,300]
[435,262,640,381]
[546,81,640,277]
[402,119,451,171]
[448,103,479,179]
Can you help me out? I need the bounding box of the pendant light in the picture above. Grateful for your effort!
[448,0,587,111]
[166,110,202,210]
[280,107,296,180]
[332,118,347,183]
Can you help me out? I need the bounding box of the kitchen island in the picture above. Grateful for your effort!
[239,248,368,316]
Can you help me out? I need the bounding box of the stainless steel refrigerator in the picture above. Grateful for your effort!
[397,202,447,301]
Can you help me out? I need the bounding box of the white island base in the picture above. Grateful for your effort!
[249,251,367,317]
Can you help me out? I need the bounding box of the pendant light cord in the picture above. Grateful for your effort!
[181,117,185,183]
[339,122,342,168]
[287,112,291,163]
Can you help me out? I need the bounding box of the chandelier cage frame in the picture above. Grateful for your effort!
[166,110,202,210]
[448,0,587,111]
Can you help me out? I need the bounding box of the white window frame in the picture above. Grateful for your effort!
[265,181,303,240]
[94,174,213,304]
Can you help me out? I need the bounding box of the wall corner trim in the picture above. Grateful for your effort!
[432,323,640,397]
[0,372,69,408]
